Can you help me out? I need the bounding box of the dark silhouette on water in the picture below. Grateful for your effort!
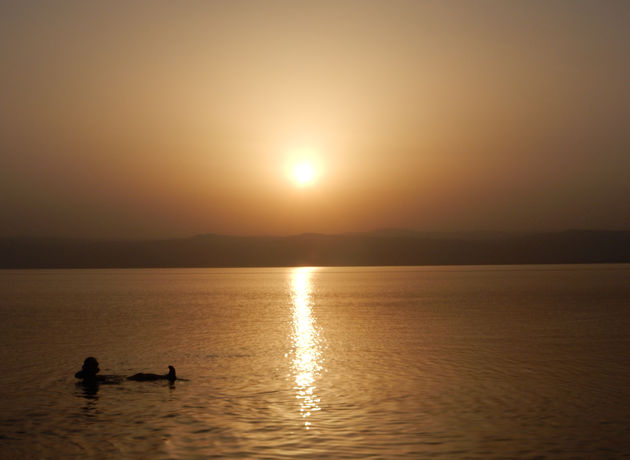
[75,358,180,391]
[74,357,125,384]
[74,357,105,384]
[74,356,124,396]
[74,356,102,398]
[128,365,177,382]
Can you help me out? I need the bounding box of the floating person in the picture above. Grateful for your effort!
[74,357,124,385]
[127,365,177,382]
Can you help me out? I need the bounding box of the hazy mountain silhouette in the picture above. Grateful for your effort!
[1,230,629,268]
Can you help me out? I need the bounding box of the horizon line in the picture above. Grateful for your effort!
[2,228,630,241]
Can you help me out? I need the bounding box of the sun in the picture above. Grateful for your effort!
[293,162,316,186]
[285,145,322,187]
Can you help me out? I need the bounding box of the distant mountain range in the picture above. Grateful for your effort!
[1,230,629,268]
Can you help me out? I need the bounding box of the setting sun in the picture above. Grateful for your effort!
[287,145,321,187]
[293,162,316,186]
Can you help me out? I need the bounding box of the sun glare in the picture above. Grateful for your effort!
[293,162,316,186]
[286,145,322,187]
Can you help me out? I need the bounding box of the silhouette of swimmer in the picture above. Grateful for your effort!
[128,365,177,382]
[75,357,123,385]
[75,357,102,384]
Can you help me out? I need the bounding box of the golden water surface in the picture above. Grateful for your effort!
[1,265,630,458]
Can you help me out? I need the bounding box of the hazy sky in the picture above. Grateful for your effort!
[1,0,629,238]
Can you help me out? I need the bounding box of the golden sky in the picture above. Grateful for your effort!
[1,1,629,237]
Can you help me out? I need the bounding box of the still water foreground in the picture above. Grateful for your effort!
[1,265,629,458]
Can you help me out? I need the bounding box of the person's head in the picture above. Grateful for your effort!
[81,357,100,375]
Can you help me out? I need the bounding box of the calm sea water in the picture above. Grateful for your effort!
[1,265,629,458]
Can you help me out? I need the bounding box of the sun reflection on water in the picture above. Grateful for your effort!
[290,267,323,430]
